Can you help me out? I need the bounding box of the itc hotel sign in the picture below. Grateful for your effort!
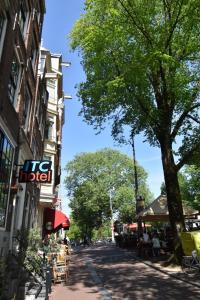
[19,160,52,183]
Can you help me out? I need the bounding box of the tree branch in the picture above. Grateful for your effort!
[176,141,200,171]
[164,0,185,50]
[108,48,159,128]
[188,114,200,124]
[171,103,200,140]
[117,0,153,47]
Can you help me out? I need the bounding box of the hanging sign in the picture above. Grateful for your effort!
[19,160,52,183]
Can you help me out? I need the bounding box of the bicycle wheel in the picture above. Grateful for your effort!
[182,258,198,275]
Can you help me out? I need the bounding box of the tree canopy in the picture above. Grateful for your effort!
[71,0,200,154]
[64,148,153,237]
[179,165,200,211]
[70,0,200,255]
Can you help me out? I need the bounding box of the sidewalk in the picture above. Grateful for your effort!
[124,247,200,288]
[49,249,101,300]
[141,257,200,288]
[117,246,200,289]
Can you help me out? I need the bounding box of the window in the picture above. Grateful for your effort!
[0,12,7,60]
[36,97,44,134]
[43,155,52,161]
[48,79,56,100]
[22,85,32,129]
[37,86,48,120]
[0,128,14,227]
[40,56,46,73]
[18,2,28,37]
[31,136,37,159]
[36,96,42,125]
[33,3,41,29]
[44,117,54,140]
[30,35,38,71]
[42,87,49,106]
[0,15,4,37]
[8,55,21,105]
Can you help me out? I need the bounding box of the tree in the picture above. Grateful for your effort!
[66,218,83,242]
[179,165,200,211]
[70,0,200,255]
[64,148,152,238]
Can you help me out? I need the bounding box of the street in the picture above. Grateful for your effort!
[49,244,200,300]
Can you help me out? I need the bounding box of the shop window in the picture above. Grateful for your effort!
[0,12,7,61]
[8,55,21,105]
[22,85,32,129]
[0,128,14,227]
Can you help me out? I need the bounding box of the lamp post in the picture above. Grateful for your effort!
[109,187,115,243]
[130,131,144,236]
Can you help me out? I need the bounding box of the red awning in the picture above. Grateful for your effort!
[44,208,70,232]
[126,223,151,230]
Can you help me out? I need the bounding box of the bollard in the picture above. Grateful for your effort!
[46,265,52,293]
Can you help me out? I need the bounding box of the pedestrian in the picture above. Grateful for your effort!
[142,230,151,257]
[152,233,161,257]
[137,234,144,257]
[143,230,150,243]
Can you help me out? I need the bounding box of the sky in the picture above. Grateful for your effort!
[42,0,164,215]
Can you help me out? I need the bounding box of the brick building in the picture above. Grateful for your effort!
[0,0,46,255]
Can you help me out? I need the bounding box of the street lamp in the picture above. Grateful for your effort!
[109,187,115,243]
[130,131,145,236]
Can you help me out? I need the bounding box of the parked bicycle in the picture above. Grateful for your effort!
[182,250,200,275]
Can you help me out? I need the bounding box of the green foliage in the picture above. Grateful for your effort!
[15,227,44,276]
[42,233,61,254]
[179,165,200,210]
[70,0,200,248]
[71,0,200,150]
[66,219,83,241]
[92,220,111,240]
[64,148,153,236]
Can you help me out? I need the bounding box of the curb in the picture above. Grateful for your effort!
[131,254,200,289]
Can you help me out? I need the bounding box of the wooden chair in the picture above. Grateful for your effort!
[52,251,70,284]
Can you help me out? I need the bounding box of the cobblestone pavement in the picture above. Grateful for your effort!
[49,245,200,300]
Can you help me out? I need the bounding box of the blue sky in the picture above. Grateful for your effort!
[42,0,164,214]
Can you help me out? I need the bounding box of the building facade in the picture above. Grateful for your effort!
[0,0,46,255]
[38,48,67,236]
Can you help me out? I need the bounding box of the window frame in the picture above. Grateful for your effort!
[8,53,22,107]
[18,1,29,39]
[22,84,32,130]
[45,116,54,140]
[0,12,7,61]
[0,128,14,229]
[30,33,38,73]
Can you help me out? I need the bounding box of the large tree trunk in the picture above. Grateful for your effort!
[160,140,185,262]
